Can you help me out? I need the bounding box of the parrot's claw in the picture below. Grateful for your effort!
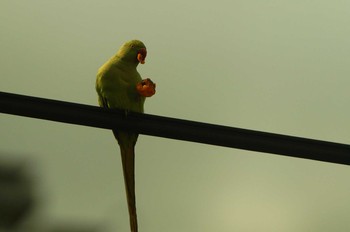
[136,78,156,97]
[124,109,130,118]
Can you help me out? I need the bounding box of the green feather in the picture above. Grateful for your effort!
[96,40,147,232]
[96,40,146,112]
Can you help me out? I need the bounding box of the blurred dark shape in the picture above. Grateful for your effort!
[0,161,35,229]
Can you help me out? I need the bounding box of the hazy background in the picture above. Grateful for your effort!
[1,1,350,231]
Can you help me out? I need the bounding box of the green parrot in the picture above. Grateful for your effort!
[95,40,156,232]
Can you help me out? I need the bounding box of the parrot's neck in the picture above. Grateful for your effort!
[112,55,139,70]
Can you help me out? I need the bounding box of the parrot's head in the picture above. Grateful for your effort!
[118,40,147,65]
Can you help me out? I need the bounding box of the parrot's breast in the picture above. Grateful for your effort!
[96,61,144,113]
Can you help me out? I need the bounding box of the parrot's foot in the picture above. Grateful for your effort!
[123,109,130,118]
[136,78,156,97]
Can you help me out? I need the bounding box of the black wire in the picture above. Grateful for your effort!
[1,91,350,165]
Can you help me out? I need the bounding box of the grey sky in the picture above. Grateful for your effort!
[1,1,350,231]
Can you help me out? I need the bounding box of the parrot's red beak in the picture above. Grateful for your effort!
[136,78,156,97]
[137,48,147,64]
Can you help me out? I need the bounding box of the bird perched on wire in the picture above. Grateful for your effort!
[96,40,156,232]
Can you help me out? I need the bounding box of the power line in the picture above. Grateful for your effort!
[1,91,350,165]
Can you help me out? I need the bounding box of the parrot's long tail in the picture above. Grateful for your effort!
[116,131,139,232]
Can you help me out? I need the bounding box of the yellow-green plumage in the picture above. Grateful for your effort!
[96,40,146,113]
[96,40,147,232]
